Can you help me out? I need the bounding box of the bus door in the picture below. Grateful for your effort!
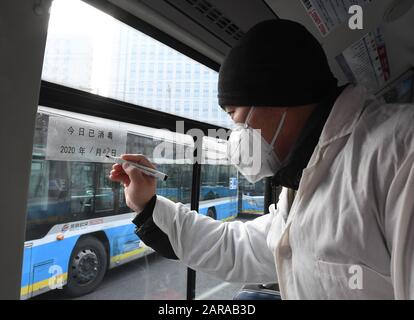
[94,161,141,264]
[20,242,33,299]
[70,162,95,217]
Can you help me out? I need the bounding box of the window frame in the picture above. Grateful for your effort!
[40,81,226,135]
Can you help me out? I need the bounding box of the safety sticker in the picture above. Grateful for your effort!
[335,27,391,93]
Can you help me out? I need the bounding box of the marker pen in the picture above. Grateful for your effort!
[106,155,168,181]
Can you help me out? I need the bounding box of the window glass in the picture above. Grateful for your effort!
[193,137,266,300]
[193,137,237,300]
[42,0,232,128]
[25,0,251,301]
[238,177,265,217]
[26,111,131,241]
[24,107,193,300]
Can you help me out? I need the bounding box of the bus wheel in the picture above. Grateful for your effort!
[207,207,217,220]
[64,236,107,297]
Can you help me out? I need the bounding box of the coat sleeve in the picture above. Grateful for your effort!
[384,152,414,299]
[152,196,278,284]
[133,195,178,260]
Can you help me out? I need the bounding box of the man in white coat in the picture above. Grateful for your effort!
[109,20,414,299]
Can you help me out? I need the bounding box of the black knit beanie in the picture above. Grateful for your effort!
[218,19,338,107]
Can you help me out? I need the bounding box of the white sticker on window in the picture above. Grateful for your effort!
[45,116,126,162]
[335,27,390,93]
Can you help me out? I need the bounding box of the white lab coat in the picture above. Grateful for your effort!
[151,85,414,299]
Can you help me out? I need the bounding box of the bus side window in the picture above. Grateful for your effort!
[69,162,95,218]
[94,164,116,215]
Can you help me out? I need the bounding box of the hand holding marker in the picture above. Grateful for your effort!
[106,155,168,181]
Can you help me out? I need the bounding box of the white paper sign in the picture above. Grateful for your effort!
[46,116,126,162]
[335,28,390,93]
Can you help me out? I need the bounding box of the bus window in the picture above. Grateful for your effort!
[94,164,116,215]
[196,164,243,300]
[41,0,231,128]
[126,133,193,205]
[24,107,194,300]
[194,136,265,300]
[23,0,232,300]
[238,177,265,218]
[188,137,240,300]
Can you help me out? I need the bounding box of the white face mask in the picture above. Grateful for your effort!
[227,107,287,183]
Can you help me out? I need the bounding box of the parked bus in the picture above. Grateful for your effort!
[21,107,262,299]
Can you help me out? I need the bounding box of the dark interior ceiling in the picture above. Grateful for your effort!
[109,0,278,63]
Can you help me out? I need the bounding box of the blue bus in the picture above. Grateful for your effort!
[21,108,262,299]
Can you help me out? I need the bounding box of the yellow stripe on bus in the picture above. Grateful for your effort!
[222,215,236,222]
[22,230,239,298]
[21,248,147,298]
[110,247,148,264]
[21,273,68,297]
